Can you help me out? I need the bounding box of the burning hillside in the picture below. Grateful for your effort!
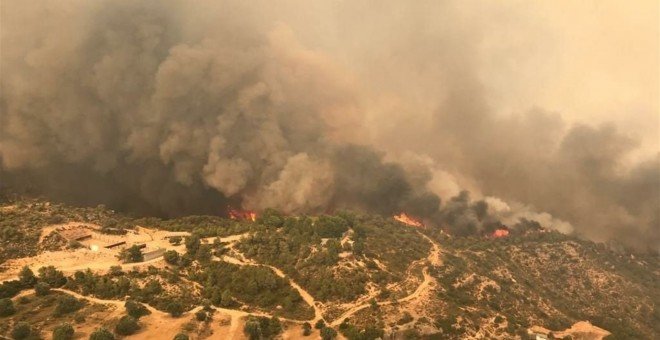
[228,208,257,222]
[491,228,510,238]
[394,213,424,227]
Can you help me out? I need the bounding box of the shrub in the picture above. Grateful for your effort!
[315,319,326,329]
[115,315,140,335]
[244,318,261,340]
[369,298,378,310]
[74,314,86,323]
[220,289,233,307]
[166,300,184,317]
[185,235,201,256]
[125,300,151,319]
[0,280,22,299]
[302,322,312,336]
[68,240,84,249]
[53,323,75,340]
[18,266,37,288]
[173,333,189,340]
[266,317,282,337]
[89,327,115,340]
[397,312,414,325]
[108,266,124,276]
[0,298,16,316]
[316,215,349,238]
[38,266,67,287]
[196,244,213,263]
[11,322,33,340]
[164,250,180,265]
[321,327,338,340]
[118,245,144,263]
[35,282,51,296]
[169,236,182,246]
[195,310,207,321]
[142,280,163,296]
[54,295,83,316]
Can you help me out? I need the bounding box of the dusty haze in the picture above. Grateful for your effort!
[1,0,658,250]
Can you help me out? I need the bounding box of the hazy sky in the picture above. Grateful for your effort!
[499,1,658,156]
[309,0,659,155]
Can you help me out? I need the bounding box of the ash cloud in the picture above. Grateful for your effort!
[0,0,425,218]
[1,0,658,251]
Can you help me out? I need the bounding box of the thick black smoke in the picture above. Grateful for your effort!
[0,1,439,219]
[1,1,657,251]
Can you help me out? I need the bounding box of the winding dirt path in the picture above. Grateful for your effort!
[330,231,441,326]
[262,264,323,322]
[218,234,323,322]
[7,229,442,337]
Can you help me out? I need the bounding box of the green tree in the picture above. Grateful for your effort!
[321,327,337,340]
[54,295,83,316]
[220,289,233,307]
[11,322,33,340]
[163,250,180,265]
[0,298,16,316]
[260,209,284,228]
[125,300,151,319]
[18,266,37,287]
[302,322,312,336]
[316,215,349,238]
[108,266,124,276]
[166,300,184,317]
[115,315,140,335]
[38,265,67,287]
[196,244,213,264]
[315,319,326,329]
[353,240,365,256]
[173,334,189,340]
[244,318,261,340]
[268,316,282,337]
[118,245,144,263]
[169,236,182,246]
[35,282,51,296]
[0,280,22,299]
[195,310,207,321]
[142,280,163,296]
[212,238,226,255]
[89,327,115,340]
[185,235,201,256]
[53,323,75,340]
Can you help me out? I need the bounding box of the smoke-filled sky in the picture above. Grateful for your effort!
[1,0,658,250]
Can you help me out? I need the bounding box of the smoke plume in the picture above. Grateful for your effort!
[1,0,658,251]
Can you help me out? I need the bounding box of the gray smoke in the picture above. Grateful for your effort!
[0,0,434,218]
[1,0,657,251]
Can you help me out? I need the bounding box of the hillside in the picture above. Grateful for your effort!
[0,199,658,339]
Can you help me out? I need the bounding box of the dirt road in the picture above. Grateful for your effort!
[223,242,323,322]
[330,231,441,326]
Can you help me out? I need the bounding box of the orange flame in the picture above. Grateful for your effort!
[393,213,424,227]
[228,208,257,222]
[492,229,509,238]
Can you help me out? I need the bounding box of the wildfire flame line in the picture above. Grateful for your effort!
[492,229,509,238]
[228,208,257,222]
[393,212,423,227]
